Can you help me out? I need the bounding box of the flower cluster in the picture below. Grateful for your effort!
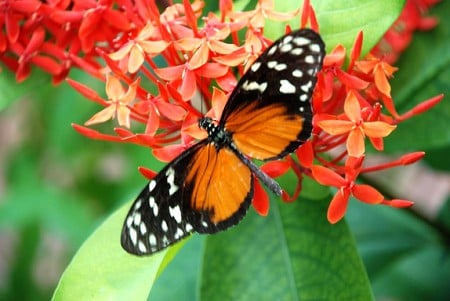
[0,0,443,223]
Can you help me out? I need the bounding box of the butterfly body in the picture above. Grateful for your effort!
[121,29,325,255]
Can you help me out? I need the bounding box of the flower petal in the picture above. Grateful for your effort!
[352,184,384,204]
[252,179,269,216]
[362,121,396,137]
[296,140,314,168]
[188,42,209,70]
[347,128,365,157]
[327,190,350,224]
[117,105,131,128]
[128,45,145,73]
[374,64,391,97]
[109,42,133,61]
[85,105,116,126]
[311,165,347,187]
[106,74,125,99]
[344,91,361,123]
[318,120,353,135]
[261,161,290,178]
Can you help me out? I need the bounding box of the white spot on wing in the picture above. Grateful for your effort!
[165,167,178,195]
[305,55,315,64]
[162,235,169,246]
[140,223,147,235]
[290,48,303,56]
[283,35,293,44]
[149,233,157,246]
[242,80,267,93]
[174,227,184,240]
[185,223,193,232]
[293,36,310,46]
[301,81,312,92]
[279,79,296,94]
[161,220,168,232]
[149,180,156,192]
[280,43,293,53]
[258,82,268,93]
[267,45,277,56]
[309,43,321,52]
[300,94,308,102]
[274,63,287,71]
[133,213,141,226]
[129,227,137,245]
[126,216,133,227]
[169,205,182,224]
[134,200,142,210]
[250,61,261,72]
[267,61,277,68]
[292,70,303,78]
[138,241,147,253]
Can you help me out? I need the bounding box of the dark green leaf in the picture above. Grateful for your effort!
[347,201,450,301]
[201,193,373,301]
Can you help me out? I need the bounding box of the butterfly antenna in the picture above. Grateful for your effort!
[229,143,282,196]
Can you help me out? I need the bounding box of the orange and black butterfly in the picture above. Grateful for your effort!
[121,28,325,255]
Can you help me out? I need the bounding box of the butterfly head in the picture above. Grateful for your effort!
[199,117,232,148]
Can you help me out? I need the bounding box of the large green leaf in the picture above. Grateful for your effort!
[52,202,187,301]
[386,1,450,152]
[347,201,450,300]
[263,0,405,56]
[315,0,405,56]
[201,193,373,301]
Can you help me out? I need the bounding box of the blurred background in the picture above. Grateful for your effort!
[1,1,449,301]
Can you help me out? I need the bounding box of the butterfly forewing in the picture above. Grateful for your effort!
[222,29,325,160]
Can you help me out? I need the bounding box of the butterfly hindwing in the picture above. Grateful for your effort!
[221,29,325,161]
[121,141,253,255]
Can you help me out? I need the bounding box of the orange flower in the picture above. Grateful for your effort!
[355,54,398,97]
[318,90,396,157]
[85,74,139,128]
[109,23,168,74]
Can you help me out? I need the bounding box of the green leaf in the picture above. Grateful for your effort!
[386,1,450,152]
[263,0,405,56]
[201,193,373,301]
[315,0,405,56]
[346,201,450,300]
[52,202,186,301]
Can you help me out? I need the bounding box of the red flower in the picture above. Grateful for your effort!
[312,157,384,223]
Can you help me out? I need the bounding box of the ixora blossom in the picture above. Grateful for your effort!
[0,0,443,224]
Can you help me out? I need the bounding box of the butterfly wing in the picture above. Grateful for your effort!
[121,141,253,255]
[221,29,325,161]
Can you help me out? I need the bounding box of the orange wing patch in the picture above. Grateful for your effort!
[225,101,304,160]
[185,144,252,223]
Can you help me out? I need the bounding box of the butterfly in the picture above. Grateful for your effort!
[121,28,325,255]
